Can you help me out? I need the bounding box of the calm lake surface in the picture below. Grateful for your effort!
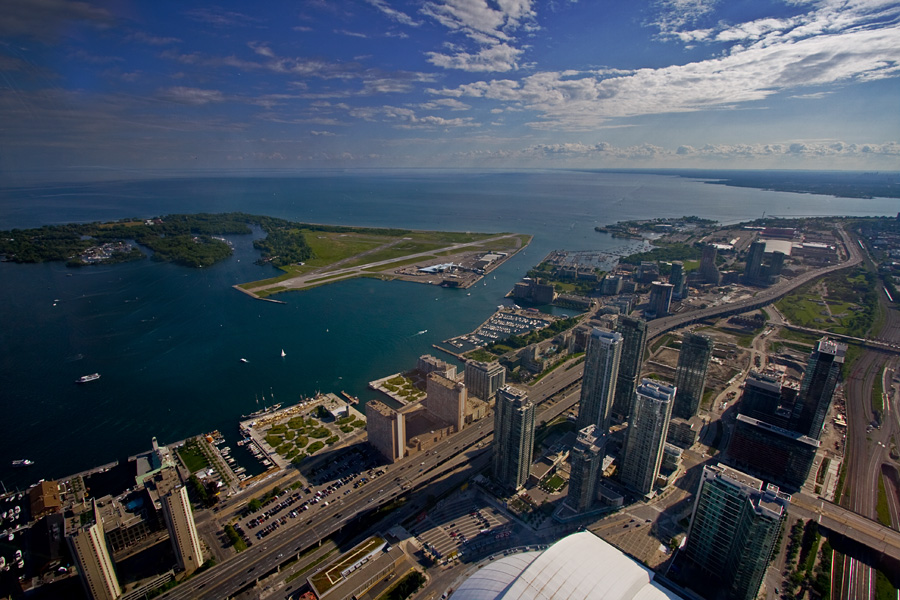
[1,171,896,488]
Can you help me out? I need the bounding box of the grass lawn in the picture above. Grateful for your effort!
[177,442,210,473]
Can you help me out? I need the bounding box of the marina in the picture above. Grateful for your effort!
[437,306,556,355]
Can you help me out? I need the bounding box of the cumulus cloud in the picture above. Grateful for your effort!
[157,86,225,105]
[349,104,479,128]
[364,0,421,27]
[426,42,523,72]
[420,0,537,72]
[464,139,900,161]
[429,2,900,130]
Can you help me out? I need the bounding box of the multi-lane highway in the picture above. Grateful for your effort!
[646,227,862,340]
[161,356,585,600]
[164,226,874,599]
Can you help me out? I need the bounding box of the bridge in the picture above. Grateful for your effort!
[775,323,900,355]
[791,493,900,586]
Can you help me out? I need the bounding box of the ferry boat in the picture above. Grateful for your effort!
[76,373,100,384]
[11,459,34,467]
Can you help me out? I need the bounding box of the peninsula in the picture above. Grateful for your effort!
[0,213,531,295]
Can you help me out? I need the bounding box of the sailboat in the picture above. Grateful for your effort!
[281,349,286,358]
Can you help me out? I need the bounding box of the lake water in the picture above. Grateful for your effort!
[1,170,896,488]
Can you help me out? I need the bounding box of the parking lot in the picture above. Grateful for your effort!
[228,445,388,548]
[407,489,518,564]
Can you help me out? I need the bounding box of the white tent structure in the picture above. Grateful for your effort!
[451,532,682,600]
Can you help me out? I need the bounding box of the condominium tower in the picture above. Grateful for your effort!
[619,380,676,497]
[673,333,714,419]
[566,425,604,513]
[612,316,647,418]
[683,464,789,600]
[161,486,204,574]
[67,500,121,600]
[492,386,535,492]
[791,337,846,439]
[576,329,622,433]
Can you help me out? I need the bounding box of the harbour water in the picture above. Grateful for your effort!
[1,170,896,488]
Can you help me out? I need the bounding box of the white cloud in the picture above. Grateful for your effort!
[157,86,225,105]
[420,0,536,72]
[454,139,900,163]
[430,13,900,130]
[310,130,335,136]
[426,43,523,72]
[349,104,479,128]
[364,0,421,26]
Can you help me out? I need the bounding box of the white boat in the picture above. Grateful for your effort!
[240,358,249,363]
[281,349,286,357]
[76,373,100,384]
[11,459,34,467]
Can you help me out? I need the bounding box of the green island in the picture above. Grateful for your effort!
[0,213,531,296]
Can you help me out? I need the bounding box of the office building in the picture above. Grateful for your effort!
[791,338,846,439]
[492,386,535,492]
[600,275,623,296]
[366,400,406,462]
[737,370,797,428]
[416,354,457,380]
[67,500,121,600]
[683,464,789,600]
[425,373,466,432]
[636,261,660,283]
[726,415,820,492]
[161,486,204,574]
[738,371,784,422]
[576,329,622,433]
[566,425,604,513]
[743,240,766,284]
[673,333,713,419]
[669,261,686,299]
[464,360,506,401]
[612,316,648,418]
[646,282,674,318]
[700,245,722,285]
[619,380,675,497]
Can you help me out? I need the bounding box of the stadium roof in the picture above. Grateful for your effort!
[451,532,682,600]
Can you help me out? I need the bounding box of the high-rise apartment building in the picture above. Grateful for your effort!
[700,244,722,285]
[744,240,766,284]
[726,415,820,492]
[67,500,121,600]
[161,486,204,574]
[673,333,714,419]
[619,380,675,497]
[492,385,535,492]
[576,329,622,433]
[791,337,846,439]
[612,316,647,418]
[464,360,506,401]
[683,464,789,600]
[669,261,686,299]
[366,400,406,462]
[646,282,674,318]
[566,425,604,513]
[425,373,467,432]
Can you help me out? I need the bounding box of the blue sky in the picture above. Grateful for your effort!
[1,0,898,175]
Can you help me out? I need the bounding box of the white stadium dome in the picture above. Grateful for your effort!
[450,531,682,600]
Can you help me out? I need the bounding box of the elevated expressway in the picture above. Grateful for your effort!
[164,228,884,599]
